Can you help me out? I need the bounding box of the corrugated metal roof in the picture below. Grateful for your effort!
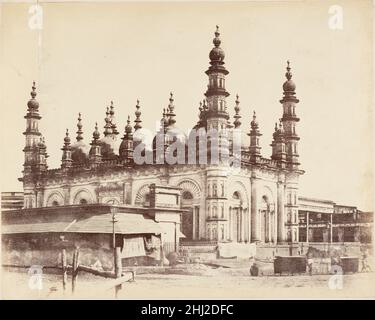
[2,213,161,235]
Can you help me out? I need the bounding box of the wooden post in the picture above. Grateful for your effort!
[61,249,67,293]
[114,246,122,298]
[72,248,79,294]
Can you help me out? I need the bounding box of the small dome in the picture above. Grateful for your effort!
[100,136,117,159]
[71,140,90,163]
[283,79,296,92]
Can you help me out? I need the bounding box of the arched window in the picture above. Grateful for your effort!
[52,200,59,207]
[79,199,88,205]
[213,206,217,217]
[213,183,217,197]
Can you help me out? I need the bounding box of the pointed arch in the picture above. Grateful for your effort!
[72,188,94,205]
[46,191,65,207]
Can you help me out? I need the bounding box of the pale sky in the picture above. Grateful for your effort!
[0,1,373,211]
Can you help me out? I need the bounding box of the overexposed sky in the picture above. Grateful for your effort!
[0,1,373,210]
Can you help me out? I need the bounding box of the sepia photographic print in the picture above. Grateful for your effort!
[0,0,374,301]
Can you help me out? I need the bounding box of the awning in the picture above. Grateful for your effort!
[2,212,162,235]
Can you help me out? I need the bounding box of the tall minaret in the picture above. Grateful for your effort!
[205,26,230,164]
[22,81,44,175]
[280,61,300,170]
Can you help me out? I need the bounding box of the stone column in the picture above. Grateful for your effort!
[241,207,245,242]
[192,206,196,240]
[247,208,251,242]
[277,182,285,243]
[228,207,232,241]
[251,177,260,242]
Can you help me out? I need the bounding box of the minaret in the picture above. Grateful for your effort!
[204,26,230,164]
[280,61,300,170]
[271,120,287,167]
[89,122,102,166]
[23,81,43,175]
[109,101,119,136]
[119,116,134,164]
[76,112,84,142]
[248,111,262,163]
[61,129,73,169]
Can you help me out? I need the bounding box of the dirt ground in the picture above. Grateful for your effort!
[1,267,375,299]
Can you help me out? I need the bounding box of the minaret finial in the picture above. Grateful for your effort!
[64,128,71,145]
[167,92,176,126]
[233,94,241,129]
[250,110,259,131]
[125,115,132,135]
[109,100,119,135]
[134,99,142,130]
[104,106,113,136]
[27,81,40,111]
[76,112,84,141]
[213,25,221,48]
[31,81,37,99]
[285,60,292,80]
[93,122,100,141]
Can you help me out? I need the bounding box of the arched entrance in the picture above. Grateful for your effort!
[180,191,194,240]
[177,180,201,241]
[229,191,241,242]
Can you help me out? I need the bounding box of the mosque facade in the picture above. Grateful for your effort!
[20,27,304,244]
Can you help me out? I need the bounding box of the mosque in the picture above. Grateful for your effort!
[19,26,303,246]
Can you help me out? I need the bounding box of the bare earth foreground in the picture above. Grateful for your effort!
[1,268,375,299]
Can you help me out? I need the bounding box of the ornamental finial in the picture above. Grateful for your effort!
[134,99,142,130]
[76,112,84,141]
[233,94,241,129]
[167,92,176,126]
[285,60,292,80]
[64,128,71,145]
[213,25,221,47]
[31,81,37,98]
